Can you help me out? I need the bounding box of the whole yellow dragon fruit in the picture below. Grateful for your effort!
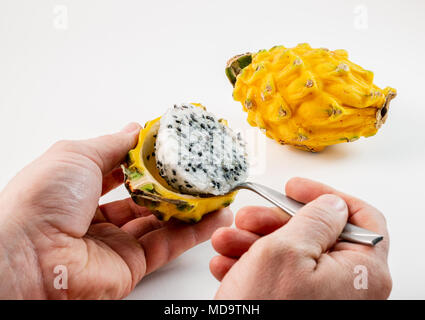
[225,43,396,152]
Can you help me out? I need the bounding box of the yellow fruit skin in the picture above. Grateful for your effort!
[232,43,397,151]
[122,117,237,223]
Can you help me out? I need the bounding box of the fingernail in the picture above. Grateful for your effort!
[318,194,347,213]
[121,122,140,133]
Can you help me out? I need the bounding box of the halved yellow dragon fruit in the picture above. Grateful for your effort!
[122,103,248,222]
[226,43,397,152]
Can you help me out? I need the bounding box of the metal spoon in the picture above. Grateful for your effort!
[233,182,383,246]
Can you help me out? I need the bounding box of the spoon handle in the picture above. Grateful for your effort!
[236,182,383,246]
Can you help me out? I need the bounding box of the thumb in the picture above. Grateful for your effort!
[81,122,141,174]
[277,194,348,258]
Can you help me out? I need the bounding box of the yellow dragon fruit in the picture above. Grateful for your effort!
[226,43,396,152]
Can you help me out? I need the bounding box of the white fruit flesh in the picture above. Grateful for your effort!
[155,104,248,196]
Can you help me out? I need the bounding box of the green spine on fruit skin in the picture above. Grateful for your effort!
[124,166,143,180]
[338,135,360,142]
[176,202,194,212]
[141,183,155,192]
[143,199,160,210]
[222,199,234,207]
[225,53,253,86]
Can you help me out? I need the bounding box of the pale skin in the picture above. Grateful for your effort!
[210,178,392,299]
[0,123,391,299]
[0,123,232,299]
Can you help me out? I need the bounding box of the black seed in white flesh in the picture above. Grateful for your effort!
[155,103,248,196]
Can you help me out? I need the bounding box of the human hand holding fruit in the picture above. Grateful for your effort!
[0,123,232,299]
[210,177,391,299]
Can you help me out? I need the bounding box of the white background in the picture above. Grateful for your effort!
[0,0,424,299]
